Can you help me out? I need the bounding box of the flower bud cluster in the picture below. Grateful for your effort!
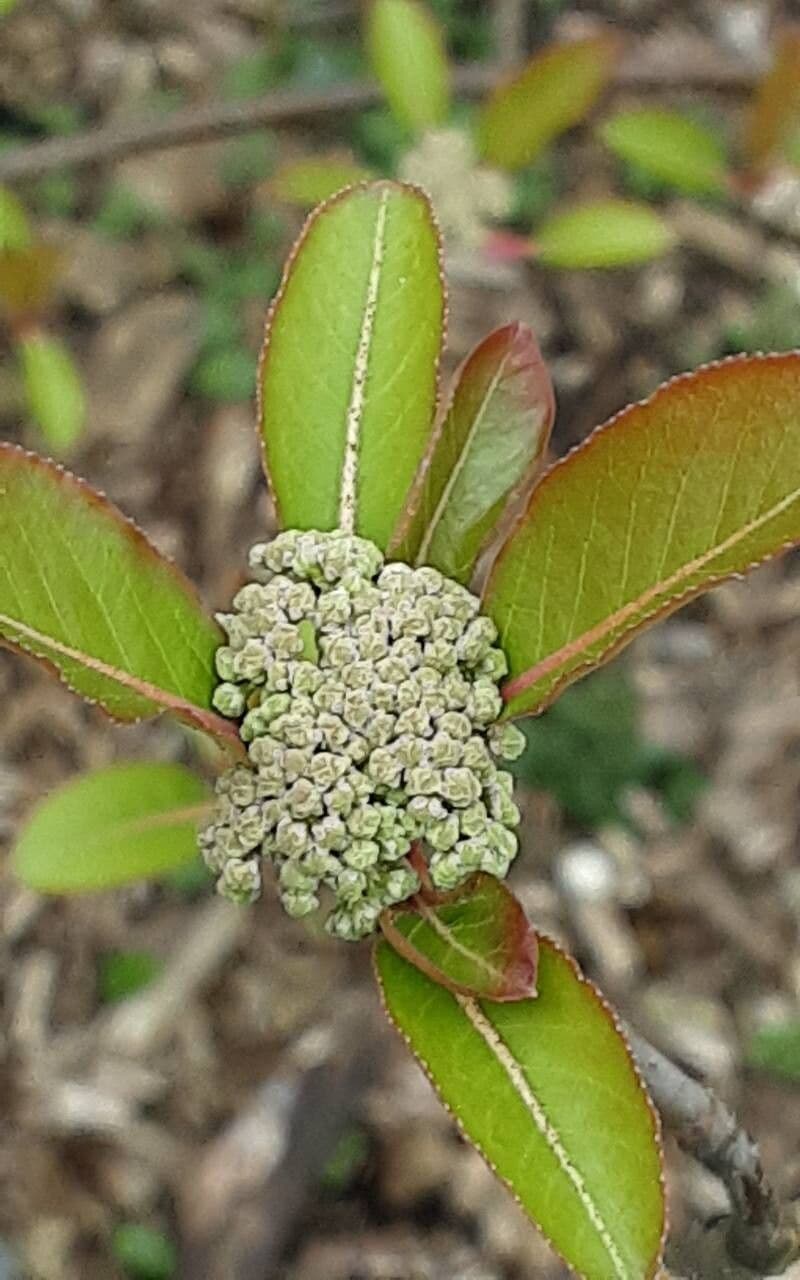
[399,127,513,251]
[199,530,525,940]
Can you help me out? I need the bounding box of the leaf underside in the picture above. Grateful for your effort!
[0,445,226,735]
[477,35,618,171]
[258,181,445,550]
[376,934,665,1280]
[380,872,538,1001]
[391,322,555,582]
[484,353,800,719]
[13,763,211,892]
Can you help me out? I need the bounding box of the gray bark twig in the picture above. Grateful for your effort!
[0,45,756,185]
[630,1031,800,1276]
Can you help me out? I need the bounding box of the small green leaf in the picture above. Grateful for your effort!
[535,200,675,269]
[13,763,211,893]
[0,445,236,744]
[376,934,665,1280]
[477,35,618,171]
[366,0,450,133]
[485,353,800,719]
[113,1224,176,1280]
[380,872,538,1000]
[271,156,375,207]
[743,28,800,173]
[99,950,163,1003]
[0,0,20,16]
[19,332,85,451]
[0,186,31,251]
[259,181,445,549]
[747,1020,800,1082]
[392,323,554,581]
[600,109,730,196]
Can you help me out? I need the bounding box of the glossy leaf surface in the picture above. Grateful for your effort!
[14,763,211,892]
[376,934,664,1280]
[477,36,618,171]
[485,354,800,719]
[743,27,800,172]
[0,445,233,740]
[271,155,375,207]
[380,872,538,1001]
[20,332,85,451]
[392,323,555,581]
[535,200,674,269]
[259,182,445,549]
[600,109,729,195]
[366,0,450,133]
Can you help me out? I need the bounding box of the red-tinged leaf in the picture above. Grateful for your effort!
[380,872,538,1002]
[0,445,241,750]
[484,354,800,719]
[476,35,619,171]
[391,323,555,582]
[375,934,665,1280]
[743,26,800,173]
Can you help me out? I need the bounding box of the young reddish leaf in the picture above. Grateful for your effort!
[0,243,62,319]
[484,354,800,719]
[476,35,619,171]
[19,330,85,451]
[380,872,538,1001]
[743,26,800,173]
[600,108,730,196]
[375,933,665,1280]
[534,200,675,270]
[0,445,238,747]
[270,155,375,207]
[366,0,450,134]
[259,182,445,549]
[391,323,555,582]
[13,763,211,892]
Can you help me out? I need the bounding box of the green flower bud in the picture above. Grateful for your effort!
[460,801,489,838]
[467,678,503,725]
[342,660,373,689]
[321,634,359,669]
[233,638,269,681]
[271,711,320,749]
[212,682,246,719]
[343,734,369,763]
[366,747,403,789]
[274,818,310,857]
[281,888,320,918]
[344,838,380,870]
[456,616,498,666]
[488,722,526,761]
[441,671,471,709]
[291,662,323,696]
[477,648,509,681]
[311,814,348,851]
[405,766,443,797]
[337,867,368,903]
[365,712,397,749]
[395,706,433,738]
[327,779,356,816]
[283,746,314,782]
[429,851,467,891]
[427,813,461,852]
[287,778,324,819]
[264,661,290,692]
[317,588,352,630]
[347,804,382,839]
[247,735,284,768]
[423,638,458,672]
[313,680,346,715]
[429,732,463,768]
[233,582,271,613]
[214,646,238,682]
[441,767,482,808]
[279,860,318,893]
[232,804,268,850]
[309,749,348,789]
[218,857,261,904]
[316,713,350,751]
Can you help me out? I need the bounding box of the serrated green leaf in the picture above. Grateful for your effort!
[743,28,800,173]
[392,323,554,581]
[0,186,31,251]
[366,0,450,133]
[376,934,664,1280]
[19,332,85,451]
[271,156,375,207]
[535,200,675,269]
[0,445,237,745]
[477,35,618,171]
[485,354,800,719]
[13,763,211,893]
[380,872,538,1000]
[259,181,445,549]
[600,109,729,196]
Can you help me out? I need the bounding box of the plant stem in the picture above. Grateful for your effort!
[629,1029,800,1275]
[0,48,755,185]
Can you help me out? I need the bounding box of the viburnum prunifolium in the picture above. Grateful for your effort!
[199,529,525,940]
